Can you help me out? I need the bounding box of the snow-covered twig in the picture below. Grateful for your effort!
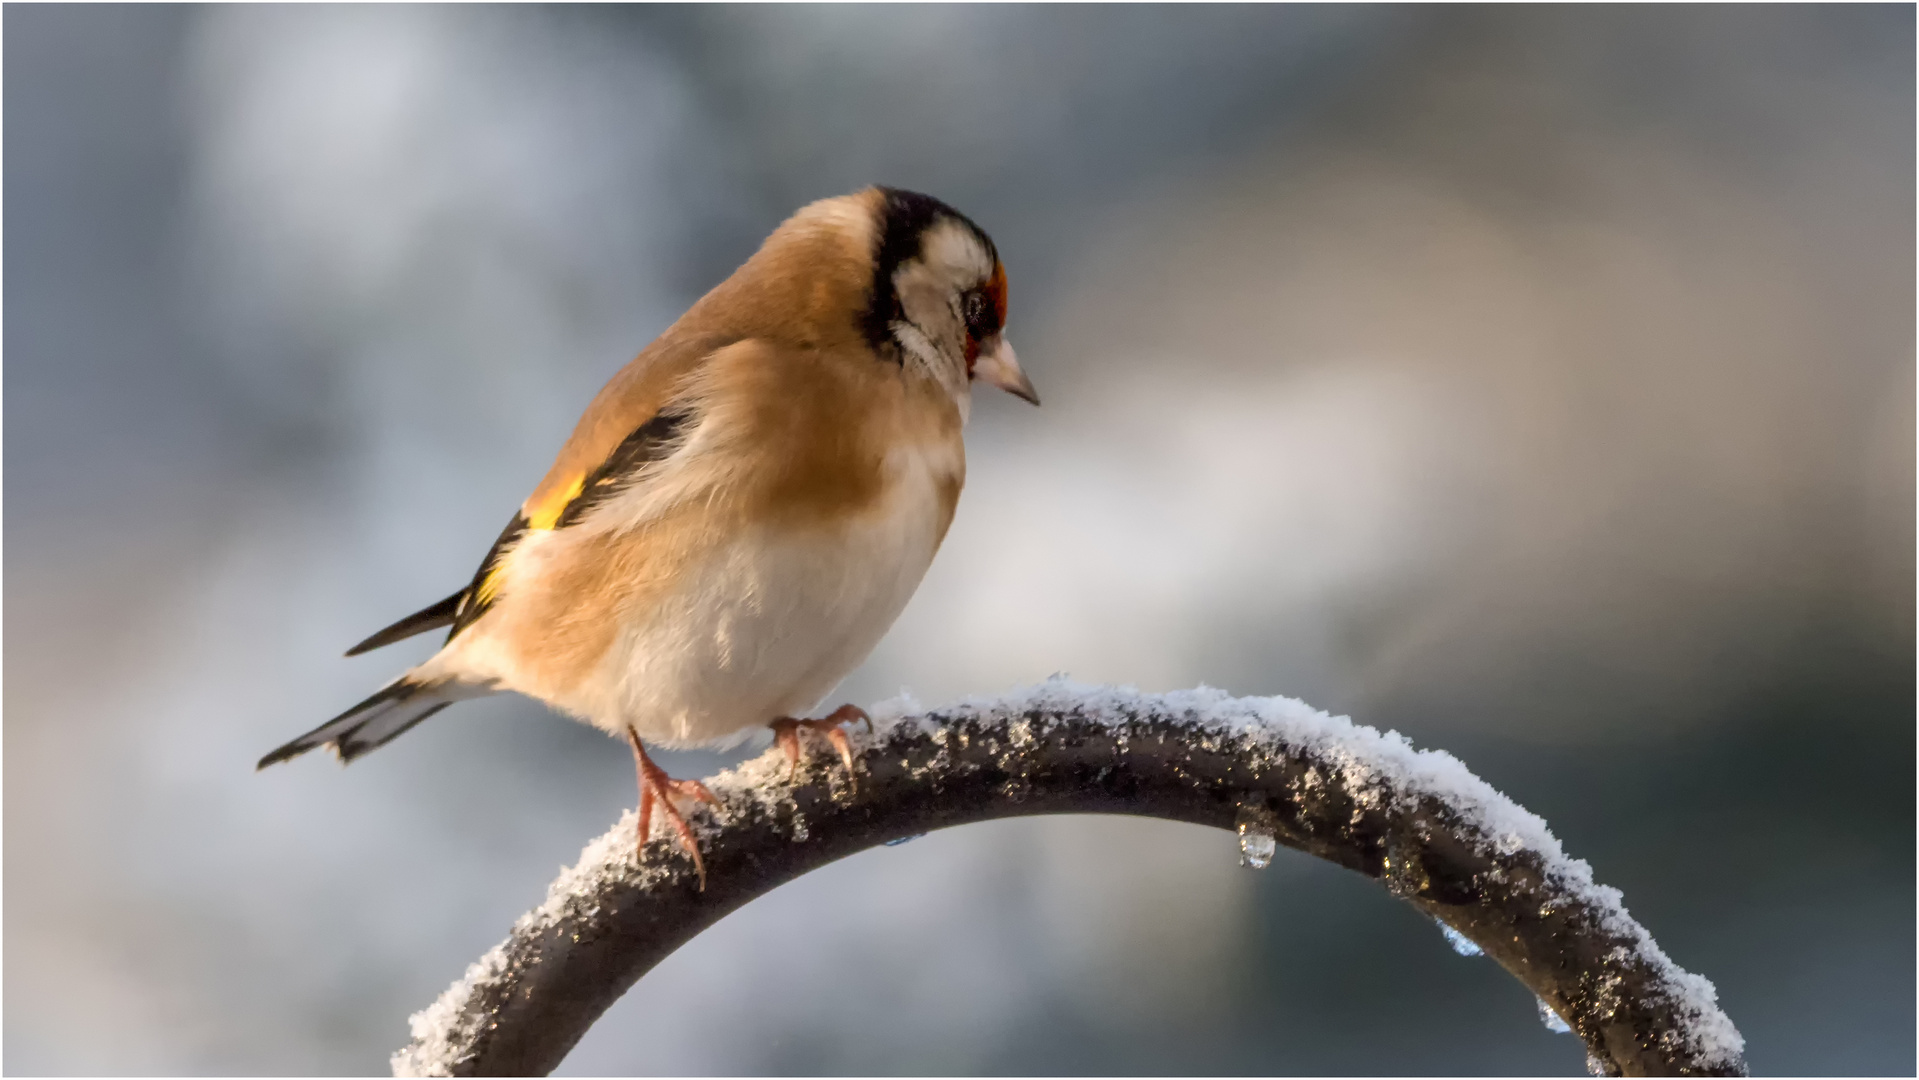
[392,681,1746,1077]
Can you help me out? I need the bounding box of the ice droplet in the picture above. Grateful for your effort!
[1585,1050,1614,1076]
[1537,996,1571,1033]
[1239,830,1276,869]
[1436,920,1483,957]
[1235,803,1278,869]
[883,833,925,847]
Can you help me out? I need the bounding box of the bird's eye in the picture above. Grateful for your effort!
[962,288,995,340]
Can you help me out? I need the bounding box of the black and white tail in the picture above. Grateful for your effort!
[257,675,466,769]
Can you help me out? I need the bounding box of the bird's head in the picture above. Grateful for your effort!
[860,187,1038,410]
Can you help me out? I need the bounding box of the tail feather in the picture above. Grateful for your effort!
[258,677,462,769]
[344,591,465,656]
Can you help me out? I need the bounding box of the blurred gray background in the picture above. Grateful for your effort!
[6,4,1912,1075]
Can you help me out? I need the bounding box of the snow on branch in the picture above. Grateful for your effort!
[392,680,1747,1077]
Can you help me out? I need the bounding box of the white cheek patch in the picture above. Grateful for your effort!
[891,320,942,369]
[887,216,994,409]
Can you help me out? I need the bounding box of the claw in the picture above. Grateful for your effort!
[824,725,854,774]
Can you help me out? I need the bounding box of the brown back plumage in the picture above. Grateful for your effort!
[520,189,885,529]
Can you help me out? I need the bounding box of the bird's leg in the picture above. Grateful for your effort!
[770,704,873,784]
[626,726,719,891]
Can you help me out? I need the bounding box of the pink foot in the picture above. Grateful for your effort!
[627,727,719,890]
[770,704,873,785]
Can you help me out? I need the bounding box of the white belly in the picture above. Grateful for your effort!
[574,444,955,747]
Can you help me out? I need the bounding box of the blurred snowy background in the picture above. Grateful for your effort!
[5,5,1912,1075]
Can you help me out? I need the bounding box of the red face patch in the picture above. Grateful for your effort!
[963,262,1008,375]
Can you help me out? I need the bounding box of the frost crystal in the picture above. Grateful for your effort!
[1538,996,1572,1033]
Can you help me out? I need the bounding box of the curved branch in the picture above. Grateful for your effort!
[392,681,1746,1078]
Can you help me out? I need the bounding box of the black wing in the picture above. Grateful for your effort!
[552,407,692,529]
[343,591,465,656]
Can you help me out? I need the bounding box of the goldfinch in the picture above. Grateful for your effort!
[260,188,1037,886]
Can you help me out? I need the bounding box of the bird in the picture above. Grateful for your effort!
[258,187,1037,888]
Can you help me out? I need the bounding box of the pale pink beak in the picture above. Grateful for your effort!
[974,337,1039,405]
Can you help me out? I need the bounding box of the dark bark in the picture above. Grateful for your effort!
[393,685,1746,1077]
